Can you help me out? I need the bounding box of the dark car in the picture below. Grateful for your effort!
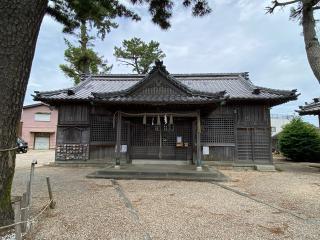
[17,137,28,153]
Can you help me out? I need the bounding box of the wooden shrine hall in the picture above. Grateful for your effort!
[296,97,320,127]
[34,61,298,169]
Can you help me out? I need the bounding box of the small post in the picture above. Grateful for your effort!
[14,201,22,240]
[46,177,56,209]
[20,192,28,233]
[27,159,37,206]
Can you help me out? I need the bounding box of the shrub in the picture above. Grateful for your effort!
[278,118,320,162]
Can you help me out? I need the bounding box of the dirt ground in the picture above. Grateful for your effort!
[7,151,320,239]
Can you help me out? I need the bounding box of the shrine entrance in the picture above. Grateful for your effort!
[129,117,193,161]
[114,111,202,170]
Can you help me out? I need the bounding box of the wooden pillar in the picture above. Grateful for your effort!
[115,112,122,169]
[196,111,202,171]
[159,124,162,159]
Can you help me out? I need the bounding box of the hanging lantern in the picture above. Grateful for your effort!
[157,115,161,125]
[169,115,173,125]
[143,113,146,125]
[164,114,167,125]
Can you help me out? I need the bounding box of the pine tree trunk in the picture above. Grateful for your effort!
[302,3,320,84]
[80,21,90,75]
[0,0,48,226]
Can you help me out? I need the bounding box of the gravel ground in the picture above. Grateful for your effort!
[7,154,320,239]
[120,180,319,240]
[220,161,320,219]
[12,167,146,240]
[15,150,55,169]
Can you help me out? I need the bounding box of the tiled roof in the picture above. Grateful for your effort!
[34,62,298,106]
[23,103,48,109]
[297,97,320,115]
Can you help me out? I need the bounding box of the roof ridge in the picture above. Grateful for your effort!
[88,73,246,82]
[90,72,247,77]
[173,72,246,77]
[90,74,145,77]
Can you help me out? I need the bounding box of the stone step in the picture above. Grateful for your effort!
[132,159,190,165]
[87,164,228,182]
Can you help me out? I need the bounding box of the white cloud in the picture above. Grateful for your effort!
[25,2,320,126]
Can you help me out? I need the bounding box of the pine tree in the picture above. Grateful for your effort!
[0,0,211,225]
[114,37,165,74]
[60,27,112,84]
[267,1,320,84]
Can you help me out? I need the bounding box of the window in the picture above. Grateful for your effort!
[271,127,276,132]
[201,117,235,144]
[34,113,51,122]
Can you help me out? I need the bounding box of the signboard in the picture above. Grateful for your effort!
[121,145,127,153]
[176,136,183,147]
[203,146,209,155]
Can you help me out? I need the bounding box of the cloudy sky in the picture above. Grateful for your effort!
[26,0,320,125]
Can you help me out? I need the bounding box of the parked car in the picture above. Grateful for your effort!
[17,137,28,153]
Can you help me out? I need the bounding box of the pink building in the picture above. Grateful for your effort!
[20,103,58,149]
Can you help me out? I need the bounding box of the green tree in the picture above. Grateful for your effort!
[57,0,119,83]
[114,38,166,74]
[0,0,211,225]
[278,118,320,161]
[267,1,320,84]
[60,38,112,85]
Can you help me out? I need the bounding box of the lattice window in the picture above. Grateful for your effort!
[201,117,235,143]
[91,115,115,142]
[56,144,89,161]
[163,121,192,146]
[90,115,127,143]
[131,120,192,147]
[131,123,160,146]
[162,129,176,146]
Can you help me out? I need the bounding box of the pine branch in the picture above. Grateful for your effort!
[116,59,137,68]
[266,0,300,14]
[46,6,78,32]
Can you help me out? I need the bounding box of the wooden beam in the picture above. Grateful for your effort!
[121,111,199,118]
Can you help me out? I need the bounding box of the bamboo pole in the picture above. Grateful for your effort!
[20,192,28,233]
[14,201,22,240]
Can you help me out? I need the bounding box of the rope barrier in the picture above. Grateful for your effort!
[0,146,18,152]
[112,110,199,128]
[0,199,53,230]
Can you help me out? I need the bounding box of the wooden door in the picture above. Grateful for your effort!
[130,119,192,160]
[236,127,271,162]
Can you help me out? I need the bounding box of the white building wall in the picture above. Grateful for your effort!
[270,114,294,136]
